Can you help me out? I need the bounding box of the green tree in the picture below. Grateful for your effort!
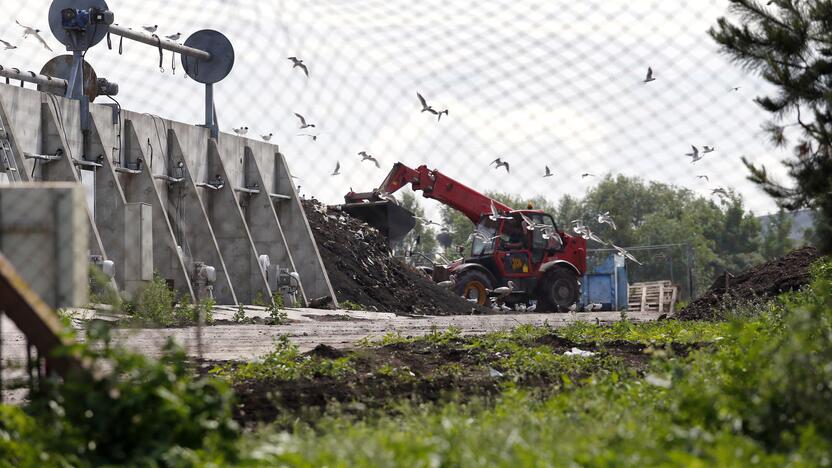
[392,189,438,265]
[711,0,832,254]
[761,208,796,258]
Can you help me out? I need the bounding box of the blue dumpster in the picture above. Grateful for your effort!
[580,254,628,311]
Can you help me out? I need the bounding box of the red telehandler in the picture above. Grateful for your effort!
[341,163,587,311]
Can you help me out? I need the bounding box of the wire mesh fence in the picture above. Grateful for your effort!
[0,0,817,307]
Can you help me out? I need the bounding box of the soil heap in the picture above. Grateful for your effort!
[302,200,489,315]
[678,246,820,321]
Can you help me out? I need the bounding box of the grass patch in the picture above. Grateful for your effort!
[211,336,355,382]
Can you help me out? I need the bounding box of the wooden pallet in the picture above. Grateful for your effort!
[627,281,678,314]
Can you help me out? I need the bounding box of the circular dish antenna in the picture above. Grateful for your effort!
[48,0,111,50]
[181,29,235,84]
[38,55,99,100]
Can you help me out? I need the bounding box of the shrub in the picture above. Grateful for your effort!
[126,275,176,326]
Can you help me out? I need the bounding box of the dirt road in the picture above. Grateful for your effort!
[1,308,661,363]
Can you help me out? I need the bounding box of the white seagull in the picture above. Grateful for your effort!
[232,126,249,135]
[331,161,341,176]
[143,25,158,33]
[165,32,181,41]
[358,151,380,168]
[488,201,512,222]
[612,244,642,265]
[597,212,616,230]
[261,133,273,142]
[686,145,702,163]
[0,38,17,50]
[15,20,52,51]
[288,57,309,77]
[294,113,316,129]
[490,281,515,301]
[490,157,510,173]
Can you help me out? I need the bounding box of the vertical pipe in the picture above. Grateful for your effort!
[686,243,695,300]
[205,83,214,130]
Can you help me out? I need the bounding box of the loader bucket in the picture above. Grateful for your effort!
[341,201,416,243]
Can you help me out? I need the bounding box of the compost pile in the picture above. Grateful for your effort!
[303,200,489,315]
[679,246,820,321]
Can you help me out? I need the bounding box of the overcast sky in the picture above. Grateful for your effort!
[3,0,793,223]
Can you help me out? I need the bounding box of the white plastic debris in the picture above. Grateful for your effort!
[564,347,595,357]
[488,367,503,378]
[645,373,672,388]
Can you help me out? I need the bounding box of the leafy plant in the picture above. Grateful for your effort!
[340,300,364,311]
[232,305,251,324]
[125,274,176,326]
[266,293,288,325]
[212,336,354,382]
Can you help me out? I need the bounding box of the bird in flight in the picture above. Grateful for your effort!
[702,145,715,153]
[597,212,617,230]
[294,113,316,129]
[297,133,318,141]
[331,161,341,176]
[712,187,729,198]
[0,38,16,50]
[358,151,380,168]
[643,66,656,83]
[729,86,740,92]
[488,201,512,222]
[543,166,554,178]
[490,157,510,173]
[143,25,158,33]
[581,173,595,178]
[612,244,642,265]
[686,145,702,163]
[696,174,709,182]
[15,20,52,51]
[436,109,449,121]
[288,57,309,77]
[261,133,273,142]
[165,32,181,41]
[417,92,433,113]
[232,126,249,135]
[468,231,499,243]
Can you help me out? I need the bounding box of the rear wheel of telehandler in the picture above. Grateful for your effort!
[453,270,493,306]
[537,267,580,312]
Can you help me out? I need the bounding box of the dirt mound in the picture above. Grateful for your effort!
[303,200,490,315]
[679,246,820,321]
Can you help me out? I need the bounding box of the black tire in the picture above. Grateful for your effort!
[453,270,493,306]
[536,267,580,312]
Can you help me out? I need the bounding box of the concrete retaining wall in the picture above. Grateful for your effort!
[0,83,336,306]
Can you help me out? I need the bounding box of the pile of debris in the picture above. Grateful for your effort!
[303,200,489,315]
[679,246,820,321]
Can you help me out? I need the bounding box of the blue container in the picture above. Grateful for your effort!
[580,254,628,311]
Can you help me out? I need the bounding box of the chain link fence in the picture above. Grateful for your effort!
[0,1,815,309]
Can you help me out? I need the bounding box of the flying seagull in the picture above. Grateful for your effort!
[612,244,642,265]
[597,211,617,230]
[488,201,512,222]
[729,86,740,92]
[543,165,554,177]
[581,173,595,178]
[232,126,249,135]
[685,145,702,163]
[436,109,449,121]
[468,231,499,243]
[0,38,17,50]
[288,57,309,77]
[331,161,341,176]
[711,187,729,198]
[358,151,380,168]
[417,92,433,113]
[696,174,709,182]
[15,20,52,51]
[165,32,181,41]
[261,133,273,142]
[490,157,510,173]
[643,66,656,83]
[297,133,318,141]
[702,145,715,153]
[294,113,316,129]
[143,25,158,33]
